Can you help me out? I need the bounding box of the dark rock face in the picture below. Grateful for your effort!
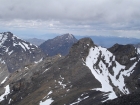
[0,32,46,72]
[69,37,95,60]
[39,33,77,56]
[108,44,136,65]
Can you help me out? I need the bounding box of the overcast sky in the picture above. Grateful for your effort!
[0,0,140,39]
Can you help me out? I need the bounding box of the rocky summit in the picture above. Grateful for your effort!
[39,33,77,56]
[0,37,140,105]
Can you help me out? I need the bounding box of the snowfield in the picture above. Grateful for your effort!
[0,85,10,102]
[85,46,139,102]
[39,90,53,105]
[40,98,53,105]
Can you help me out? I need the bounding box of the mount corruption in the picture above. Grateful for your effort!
[0,34,140,105]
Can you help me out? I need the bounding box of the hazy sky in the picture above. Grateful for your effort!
[0,0,140,39]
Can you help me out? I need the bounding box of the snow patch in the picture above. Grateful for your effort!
[35,58,43,64]
[58,54,61,57]
[40,90,53,105]
[137,48,140,54]
[130,57,136,60]
[5,47,9,52]
[40,98,53,105]
[0,85,10,102]
[58,75,66,88]
[8,98,12,104]
[1,60,5,64]
[48,91,52,95]
[0,34,8,47]
[1,77,8,84]
[22,42,30,50]
[42,68,50,74]
[8,50,13,55]
[70,96,89,105]
[23,73,28,77]
[19,42,27,51]
[68,33,73,39]
[25,67,28,70]
[58,81,66,89]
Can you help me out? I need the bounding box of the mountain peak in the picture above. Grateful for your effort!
[54,33,75,41]
[68,37,95,60]
[39,33,77,56]
[0,31,45,72]
[63,33,74,39]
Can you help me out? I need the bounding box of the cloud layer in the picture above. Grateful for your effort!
[0,0,140,38]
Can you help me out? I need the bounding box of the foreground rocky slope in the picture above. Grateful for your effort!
[0,37,140,105]
[39,33,77,56]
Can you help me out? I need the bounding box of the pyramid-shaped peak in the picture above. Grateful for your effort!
[60,33,74,39]
[53,33,77,41]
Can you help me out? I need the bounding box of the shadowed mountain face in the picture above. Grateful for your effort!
[39,33,77,56]
[0,32,46,73]
[0,37,140,105]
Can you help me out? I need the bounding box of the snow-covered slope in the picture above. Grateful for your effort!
[0,32,38,55]
[85,45,139,102]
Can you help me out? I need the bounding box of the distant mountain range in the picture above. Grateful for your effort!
[76,35,140,48]
[25,35,140,48]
